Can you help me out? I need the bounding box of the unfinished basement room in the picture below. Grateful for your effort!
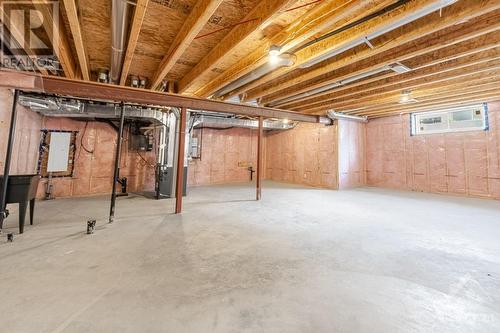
[1,0,500,331]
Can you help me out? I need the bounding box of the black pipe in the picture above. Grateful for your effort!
[109,103,125,223]
[295,0,412,53]
[0,90,19,232]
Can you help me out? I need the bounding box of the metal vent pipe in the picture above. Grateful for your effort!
[110,0,130,84]
[327,110,368,123]
[212,54,295,99]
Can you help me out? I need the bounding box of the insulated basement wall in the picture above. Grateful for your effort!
[265,123,338,189]
[0,89,42,175]
[338,119,366,188]
[0,88,156,198]
[366,101,500,199]
[36,118,156,198]
[188,127,264,186]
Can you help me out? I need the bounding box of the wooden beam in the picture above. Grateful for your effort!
[368,96,500,118]
[177,0,292,94]
[175,107,187,214]
[62,0,90,80]
[0,69,326,123]
[265,25,500,106]
[334,68,500,115]
[363,91,500,118]
[0,5,49,75]
[194,0,392,97]
[241,0,500,101]
[150,0,223,89]
[339,82,500,114]
[281,33,500,109]
[32,2,77,78]
[327,77,500,113]
[298,50,500,113]
[306,65,500,114]
[120,0,149,85]
[256,116,263,200]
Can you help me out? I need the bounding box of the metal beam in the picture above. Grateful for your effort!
[0,69,327,124]
[175,107,187,214]
[0,90,19,232]
[256,116,263,200]
[109,103,126,223]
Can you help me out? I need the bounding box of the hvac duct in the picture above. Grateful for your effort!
[268,65,397,107]
[327,110,368,123]
[110,0,131,84]
[18,94,169,125]
[212,54,295,98]
[194,115,296,130]
[300,0,458,68]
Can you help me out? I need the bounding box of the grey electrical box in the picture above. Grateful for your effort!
[129,134,153,151]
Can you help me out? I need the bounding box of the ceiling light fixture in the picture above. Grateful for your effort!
[399,90,419,104]
[269,45,281,64]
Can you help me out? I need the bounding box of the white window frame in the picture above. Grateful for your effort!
[410,103,488,136]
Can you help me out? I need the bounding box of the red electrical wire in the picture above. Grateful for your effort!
[193,0,324,41]
[194,18,260,40]
[282,0,324,13]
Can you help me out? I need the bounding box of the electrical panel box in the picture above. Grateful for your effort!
[129,134,153,151]
[190,137,200,159]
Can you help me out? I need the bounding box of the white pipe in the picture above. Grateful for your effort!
[269,65,392,107]
[327,110,368,123]
[300,0,458,69]
[213,54,294,98]
[110,0,130,84]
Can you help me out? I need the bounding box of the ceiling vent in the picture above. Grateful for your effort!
[390,63,412,73]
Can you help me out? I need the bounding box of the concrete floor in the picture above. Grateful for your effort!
[0,181,499,332]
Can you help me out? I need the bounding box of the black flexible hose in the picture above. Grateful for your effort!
[295,0,413,53]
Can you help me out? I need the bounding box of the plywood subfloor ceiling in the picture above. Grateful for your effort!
[2,0,500,118]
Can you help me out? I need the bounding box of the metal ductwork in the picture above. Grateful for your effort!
[194,115,296,130]
[110,0,131,84]
[327,110,368,123]
[212,54,295,99]
[268,64,410,107]
[19,94,169,125]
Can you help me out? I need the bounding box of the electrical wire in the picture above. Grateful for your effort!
[194,18,260,40]
[75,121,94,162]
[295,0,411,53]
[136,151,156,168]
[282,0,324,13]
[80,122,94,154]
[194,0,325,41]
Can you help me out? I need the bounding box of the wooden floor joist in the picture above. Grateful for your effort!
[298,52,500,113]
[240,0,500,102]
[177,0,292,93]
[62,0,90,80]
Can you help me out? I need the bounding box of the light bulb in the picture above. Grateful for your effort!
[269,45,281,64]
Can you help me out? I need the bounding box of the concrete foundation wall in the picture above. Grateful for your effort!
[265,123,338,189]
[188,127,262,186]
[366,102,500,199]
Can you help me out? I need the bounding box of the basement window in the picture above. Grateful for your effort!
[410,104,488,136]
